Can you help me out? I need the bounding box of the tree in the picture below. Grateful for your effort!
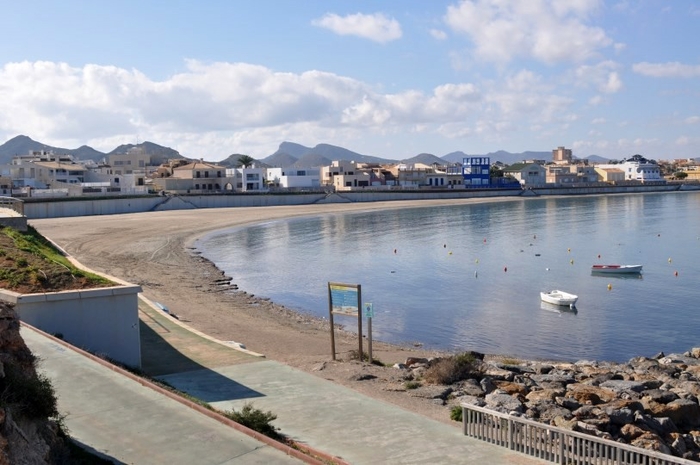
[236,155,256,168]
[674,171,688,180]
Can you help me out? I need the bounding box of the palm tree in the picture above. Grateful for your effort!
[236,155,256,168]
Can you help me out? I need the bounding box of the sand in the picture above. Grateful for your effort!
[30,198,519,424]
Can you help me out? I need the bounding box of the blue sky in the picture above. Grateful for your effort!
[1,1,699,161]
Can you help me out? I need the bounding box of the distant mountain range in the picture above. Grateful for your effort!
[0,134,610,168]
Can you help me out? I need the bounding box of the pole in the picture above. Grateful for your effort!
[328,283,336,360]
[357,285,363,362]
[368,316,373,364]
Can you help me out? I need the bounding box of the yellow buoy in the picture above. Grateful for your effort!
[570,259,574,265]
[668,258,672,263]
[607,283,612,291]
[475,258,479,264]
[448,252,452,255]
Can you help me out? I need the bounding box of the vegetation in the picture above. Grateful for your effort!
[674,171,688,180]
[223,403,281,440]
[347,349,384,366]
[0,359,58,419]
[424,352,480,385]
[404,380,421,390]
[0,226,112,293]
[236,154,256,168]
[450,405,463,422]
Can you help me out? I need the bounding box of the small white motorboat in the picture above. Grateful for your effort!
[591,264,643,274]
[540,290,578,308]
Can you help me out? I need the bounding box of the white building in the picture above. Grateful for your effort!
[266,167,321,189]
[597,155,663,182]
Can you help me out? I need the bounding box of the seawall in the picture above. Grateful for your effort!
[21,183,697,220]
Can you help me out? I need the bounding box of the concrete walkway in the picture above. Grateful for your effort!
[22,296,550,465]
[138,300,548,465]
[22,326,307,465]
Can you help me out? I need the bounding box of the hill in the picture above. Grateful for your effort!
[402,153,452,166]
[0,135,181,166]
[261,142,391,167]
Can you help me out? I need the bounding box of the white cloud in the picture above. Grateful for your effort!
[574,61,623,93]
[430,29,448,40]
[633,62,700,78]
[676,136,690,146]
[444,0,611,64]
[685,116,700,124]
[591,117,606,124]
[312,12,402,43]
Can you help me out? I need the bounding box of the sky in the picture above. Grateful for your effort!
[1,0,699,161]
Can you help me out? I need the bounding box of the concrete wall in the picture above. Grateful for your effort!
[21,183,693,220]
[2,285,142,368]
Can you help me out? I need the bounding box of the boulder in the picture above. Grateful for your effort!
[600,379,646,393]
[493,380,528,397]
[566,384,617,405]
[455,379,484,397]
[642,388,679,404]
[619,423,647,441]
[482,364,515,381]
[530,373,575,385]
[646,398,700,428]
[525,388,565,404]
[485,391,524,414]
[630,432,672,455]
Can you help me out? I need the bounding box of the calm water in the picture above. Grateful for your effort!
[197,192,700,362]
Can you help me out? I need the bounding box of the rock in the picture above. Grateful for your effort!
[530,373,575,385]
[455,379,484,397]
[620,423,647,441]
[642,388,679,404]
[392,363,406,370]
[457,395,485,408]
[534,402,573,423]
[691,348,700,359]
[485,391,523,414]
[599,379,646,393]
[482,364,515,381]
[405,357,430,367]
[525,388,564,404]
[409,385,453,400]
[631,432,672,455]
[566,384,617,405]
[647,398,700,428]
[312,362,326,372]
[349,373,377,381]
[555,396,581,411]
[493,380,528,397]
[480,377,496,395]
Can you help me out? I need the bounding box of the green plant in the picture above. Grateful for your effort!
[424,352,479,385]
[404,380,421,390]
[223,403,281,440]
[450,405,463,422]
[0,362,58,419]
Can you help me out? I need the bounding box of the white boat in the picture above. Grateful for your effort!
[591,264,643,274]
[540,290,578,308]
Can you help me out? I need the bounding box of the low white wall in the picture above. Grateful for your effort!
[1,285,142,368]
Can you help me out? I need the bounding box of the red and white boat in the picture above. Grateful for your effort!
[591,264,643,274]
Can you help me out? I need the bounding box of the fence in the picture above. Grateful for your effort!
[461,403,695,465]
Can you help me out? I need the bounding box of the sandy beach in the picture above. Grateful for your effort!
[30,198,518,424]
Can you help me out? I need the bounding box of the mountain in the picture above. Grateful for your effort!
[585,155,610,163]
[263,152,299,167]
[401,153,451,166]
[0,136,184,166]
[0,135,84,164]
[108,141,182,166]
[442,150,552,165]
[260,142,391,167]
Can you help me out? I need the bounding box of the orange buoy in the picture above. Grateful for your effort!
[675,271,679,276]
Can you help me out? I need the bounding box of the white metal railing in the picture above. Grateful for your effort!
[462,403,695,465]
[0,196,23,215]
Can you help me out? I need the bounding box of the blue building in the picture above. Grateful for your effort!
[462,157,491,186]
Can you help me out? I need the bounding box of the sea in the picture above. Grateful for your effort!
[196,191,700,363]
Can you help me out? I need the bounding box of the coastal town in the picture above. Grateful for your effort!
[1,141,699,199]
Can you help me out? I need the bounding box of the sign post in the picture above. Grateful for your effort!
[328,282,362,361]
[364,302,374,364]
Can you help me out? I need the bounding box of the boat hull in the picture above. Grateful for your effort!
[591,265,643,274]
[540,290,578,307]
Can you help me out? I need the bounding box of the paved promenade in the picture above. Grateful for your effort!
[22,298,549,464]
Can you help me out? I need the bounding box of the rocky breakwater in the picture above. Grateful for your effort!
[407,350,700,461]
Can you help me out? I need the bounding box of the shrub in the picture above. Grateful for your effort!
[424,352,479,385]
[347,350,383,366]
[404,380,421,390]
[224,403,281,440]
[0,362,58,419]
[450,405,463,422]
